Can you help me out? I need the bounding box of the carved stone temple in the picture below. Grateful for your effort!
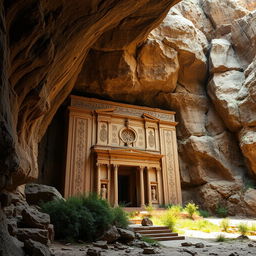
[64,96,182,207]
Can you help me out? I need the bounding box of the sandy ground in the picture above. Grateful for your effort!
[51,218,256,256]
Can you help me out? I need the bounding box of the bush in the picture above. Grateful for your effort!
[184,202,199,219]
[220,218,230,232]
[216,204,228,218]
[198,209,210,218]
[238,222,249,236]
[161,208,178,231]
[112,206,129,228]
[167,205,182,218]
[41,194,118,241]
[41,197,94,241]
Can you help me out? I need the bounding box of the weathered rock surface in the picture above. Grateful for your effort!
[25,183,64,205]
[24,239,51,256]
[117,228,135,242]
[100,226,120,243]
[207,70,244,131]
[209,39,242,73]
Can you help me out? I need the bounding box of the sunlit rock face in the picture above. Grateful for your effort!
[75,0,256,215]
[0,0,180,191]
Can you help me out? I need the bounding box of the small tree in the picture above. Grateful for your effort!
[184,202,199,219]
[220,218,230,232]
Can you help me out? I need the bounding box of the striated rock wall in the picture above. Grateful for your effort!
[75,0,256,215]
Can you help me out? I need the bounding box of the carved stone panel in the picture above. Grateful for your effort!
[163,129,176,203]
[74,118,87,195]
[98,122,108,145]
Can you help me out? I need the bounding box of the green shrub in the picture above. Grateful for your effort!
[41,194,115,241]
[216,204,228,218]
[184,202,199,219]
[41,197,94,241]
[216,234,226,242]
[141,236,159,245]
[167,205,182,218]
[220,218,230,232]
[161,208,177,231]
[238,222,249,236]
[198,209,210,218]
[112,206,129,228]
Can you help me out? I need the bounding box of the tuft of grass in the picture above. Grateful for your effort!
[220,218,230,232]
[238,222,249,236]
[175,219,220,233]
[216,234,226,242]
[184,202,199,219]
[216,204,228,218]
[141,236,160,246]
[250,223,256,232]
[198,209,210,218]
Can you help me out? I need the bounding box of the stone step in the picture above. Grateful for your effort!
[150,235,185,241]
[142,232,178,237]
[133,226,170,231]
[137,229,173,234]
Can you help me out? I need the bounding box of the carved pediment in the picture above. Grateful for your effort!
[142,113,160,121]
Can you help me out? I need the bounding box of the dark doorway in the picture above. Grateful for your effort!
[118,175,130,206]
[118,166,137,207]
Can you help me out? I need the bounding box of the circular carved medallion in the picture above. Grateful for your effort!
[120,128,137,145]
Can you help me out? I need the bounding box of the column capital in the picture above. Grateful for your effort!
[96,162,102,167]
[113,164,119,170]
[138,166,145,171]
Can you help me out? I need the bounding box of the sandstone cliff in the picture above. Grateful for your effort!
[75,0,256,215]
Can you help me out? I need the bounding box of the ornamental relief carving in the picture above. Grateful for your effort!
[74,119,87,195]
[164,130,176,202]
[119,127,137,146]
[99,123,107,142]
[148,130,155,148]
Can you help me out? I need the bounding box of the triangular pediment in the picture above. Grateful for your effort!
[142,113,159,121]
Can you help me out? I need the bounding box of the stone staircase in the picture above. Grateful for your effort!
[132,226,185,241]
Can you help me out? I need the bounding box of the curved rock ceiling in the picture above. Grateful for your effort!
[0,0,180,190]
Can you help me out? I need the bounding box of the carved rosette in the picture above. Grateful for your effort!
[120,127,137,146]
[74,119,87,195]
[164,130,176,202]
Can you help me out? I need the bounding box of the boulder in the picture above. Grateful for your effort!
[22,207,50,229]
[143,247,158,254]
[87,248,102,256]
[201,0,249,29]
[24,239,51,256]
[141,218,153,226]
[0,210,25,256]
[209,39,242,73]
[207,70,244,132]
[16,228,49,245]
[117,228,135,242]
[25,183,64,205]
[239,128,256,176]
[100,226,120,243]
[93,241,108,249]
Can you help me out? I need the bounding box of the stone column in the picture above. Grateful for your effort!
[96,163,101,196]
[107,164,111,202]
[139,166,145,207]
[156,167,162,204]
[114,165,118,206]
[146,167,151,205]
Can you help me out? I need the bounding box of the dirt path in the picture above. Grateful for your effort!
[51,237,256,256]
